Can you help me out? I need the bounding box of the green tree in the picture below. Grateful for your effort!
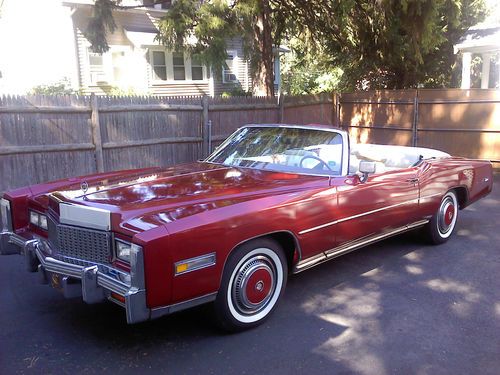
[278,0,486,90]
[85,0,486,94]
[280,38,343,95]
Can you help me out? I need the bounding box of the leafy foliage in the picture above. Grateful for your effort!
[280,39,342,95]
[85,0,116,54]
[30,79,76,95]
[86,0,487,93]
[277,0,486,90]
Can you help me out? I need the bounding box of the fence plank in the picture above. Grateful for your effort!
[202,95,209,156]
[100,104,203,112]
[103,137,203,149]
[0,143,95,155]
[0,106,91,113]
[90,94,104,173]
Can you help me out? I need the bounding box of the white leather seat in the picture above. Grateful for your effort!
[350,143,450,173]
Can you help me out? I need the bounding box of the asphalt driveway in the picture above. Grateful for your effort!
[1,174,499,375]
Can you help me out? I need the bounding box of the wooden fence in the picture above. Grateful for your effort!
[0,93,333,192]
[339,89,500,165]
[2,89,498,194]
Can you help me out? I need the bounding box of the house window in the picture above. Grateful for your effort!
[149,49,207,81]
[223,50,238,83]
[191,55,204,81]
[152,51,167,80]
[143,0,172,9]
[173,52,185,80]
[87,47,129,85]
[88,52,107,84]
[112,51,126,82]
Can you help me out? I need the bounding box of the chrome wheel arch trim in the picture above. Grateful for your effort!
[221,230,303,280]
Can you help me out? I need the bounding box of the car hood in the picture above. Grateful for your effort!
[44,162,325,235]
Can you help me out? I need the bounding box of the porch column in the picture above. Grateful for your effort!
[461,52,472,89]
[481,53,491,89]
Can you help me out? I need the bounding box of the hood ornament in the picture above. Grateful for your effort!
[81,181,89,194]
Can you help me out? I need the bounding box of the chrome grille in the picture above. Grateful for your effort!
[48,218,112,264]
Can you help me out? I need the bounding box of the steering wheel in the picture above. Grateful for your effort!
[299,155,333,171]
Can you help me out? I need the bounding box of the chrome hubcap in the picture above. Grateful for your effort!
[232,255,276,315]
[438,196,456,234]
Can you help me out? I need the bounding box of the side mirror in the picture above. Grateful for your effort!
[359,161,376,182]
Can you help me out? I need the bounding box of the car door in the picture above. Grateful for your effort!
[331,166,420,247]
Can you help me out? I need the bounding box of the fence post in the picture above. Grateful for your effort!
[412,92,419,147]
[335,92,341,129]
[278,93,285,123]
[201,95,209,157]
[90,94,104,173]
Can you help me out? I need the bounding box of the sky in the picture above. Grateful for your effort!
[0,0,78,94]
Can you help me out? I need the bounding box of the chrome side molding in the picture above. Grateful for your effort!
[294,219,429,273]
[150,292,218,320]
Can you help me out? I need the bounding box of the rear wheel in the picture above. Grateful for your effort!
[425,190,458,244]
[214,238,287,332]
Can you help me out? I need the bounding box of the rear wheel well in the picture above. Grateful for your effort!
[452,186,468,209]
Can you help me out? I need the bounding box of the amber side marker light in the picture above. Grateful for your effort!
[174,253,216,276]
[111,292,126,304]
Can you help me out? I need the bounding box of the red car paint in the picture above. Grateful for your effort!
[3,133,494,310]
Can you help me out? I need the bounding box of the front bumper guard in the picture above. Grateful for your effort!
[0,231,150,324]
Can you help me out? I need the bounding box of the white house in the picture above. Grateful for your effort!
[0,0,282,96]
[454,24,500,89]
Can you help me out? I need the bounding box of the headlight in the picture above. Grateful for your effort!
[29,210,48,231]
[29,211,38,226]
[1,198,12,231]
[39,215,48,230]
[115,239,132,262]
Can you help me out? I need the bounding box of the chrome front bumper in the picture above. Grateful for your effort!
[0,231,150,324]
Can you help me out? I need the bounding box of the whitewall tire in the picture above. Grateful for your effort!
[426,190,458,244]
[214,238,287,332]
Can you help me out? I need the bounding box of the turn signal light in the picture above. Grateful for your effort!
[175,263,189,274]
[174,253,216,276]
[111,292,125,304]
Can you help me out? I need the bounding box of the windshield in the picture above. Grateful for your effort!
[206,126,344,176]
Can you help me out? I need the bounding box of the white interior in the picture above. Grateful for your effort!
[349,143,450,174]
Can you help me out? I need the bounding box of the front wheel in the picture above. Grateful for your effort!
[214,238,288,332]
[425,190,458,244]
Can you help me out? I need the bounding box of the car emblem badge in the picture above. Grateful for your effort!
[81,181,89,194]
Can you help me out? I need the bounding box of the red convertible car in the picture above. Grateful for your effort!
[0,125,493,331]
